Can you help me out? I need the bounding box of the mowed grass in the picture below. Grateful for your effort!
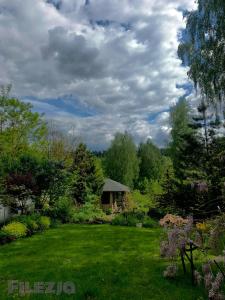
[0,224,206,300]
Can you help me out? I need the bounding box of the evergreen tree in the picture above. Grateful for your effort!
[71,144,104,204]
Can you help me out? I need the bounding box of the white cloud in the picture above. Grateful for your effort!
[0,0,196,149]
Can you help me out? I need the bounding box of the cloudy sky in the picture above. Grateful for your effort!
[0,0,196,150]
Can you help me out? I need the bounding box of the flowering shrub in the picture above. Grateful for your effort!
[201,262,225,300]
[160,213,225,299]
[160,215,194,258]
[2,222,27,238]
[159,214,195,281]
[196,222,210,233]
[159,214,189,227]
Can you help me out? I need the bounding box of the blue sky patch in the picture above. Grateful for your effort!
[23,96,98,118]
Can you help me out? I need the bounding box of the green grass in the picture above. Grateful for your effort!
[0,224,206,299]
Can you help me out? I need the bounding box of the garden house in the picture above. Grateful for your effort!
[101,178,130,211]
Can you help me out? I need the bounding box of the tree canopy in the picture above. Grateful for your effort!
[104,132,139,188]
[71,143,104,204]
[178,0,225,103]
[138,139,163,181]
[0,94,47,157]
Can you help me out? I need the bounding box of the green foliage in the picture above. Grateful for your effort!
[0,153,72,212]
[13,215,39,235]
[2,221,27,238]
[45,196,74,223]
[169,98,196,178]
[112,214,136,226]
[45,122,77,167]
[104,132,139,188]
[178,0,225,103]
[111,211,157,228]
[71,144,104,204]
[132,190,154,213]
[37,216,51,230]
[161,99,215,217]
[138,139,163,182]
[0,94,47,157]
[71,201,106,224]
[142,216,158,228]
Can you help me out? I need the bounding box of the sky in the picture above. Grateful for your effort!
[0,0,197,150]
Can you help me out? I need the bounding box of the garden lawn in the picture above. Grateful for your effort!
[0,224,206,300]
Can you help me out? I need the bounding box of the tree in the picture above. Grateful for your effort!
[104,132,139,188]
[178,0,225,104]
[2,154,71,212]
[45,121,79,166]
[0,95,47,157]
[169,98,194,177]
[160,98,214,217]
[138,139,163,182]
[206,137,225,213]
[71,144,104,204]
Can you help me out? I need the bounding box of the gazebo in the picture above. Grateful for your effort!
[101,178,130,211]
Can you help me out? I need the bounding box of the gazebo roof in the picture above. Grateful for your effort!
[103,179,130,192]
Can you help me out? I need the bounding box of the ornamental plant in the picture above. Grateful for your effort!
[160,213,225,299]
[2,221,27,238]
[38,216,51,230]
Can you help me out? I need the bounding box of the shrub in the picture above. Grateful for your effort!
[45,196,74,223]
[124,211,145,220]
[2,222,27,238]
[111,213,140,226]
[148,207,166,220]
[111,211,157,228]
[142,217,157,228]
[111,214,128,226]
[50,218,62,228]
[132,190,154,213]
[105,208,112,215]
[126,215,139,226]
[13,215,39,235]
[37,216,51,230]
[71,202,106,224]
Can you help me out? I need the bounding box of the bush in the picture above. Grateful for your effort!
[13,215,39,235]
[148,207,166,220]
[111,213,140,226]
[71,202,106,224]
[111,211,157,228]
[142,217,157,228]
[50,218,62,228]
[105,208,113,215]
[2,222,27,238]
[111,214,129,226]
[132,190,154,213]
[37,216,51,230]
[45,196,74,223]
[124,211,145,220]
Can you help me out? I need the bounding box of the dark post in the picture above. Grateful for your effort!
[190,242,195,285]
